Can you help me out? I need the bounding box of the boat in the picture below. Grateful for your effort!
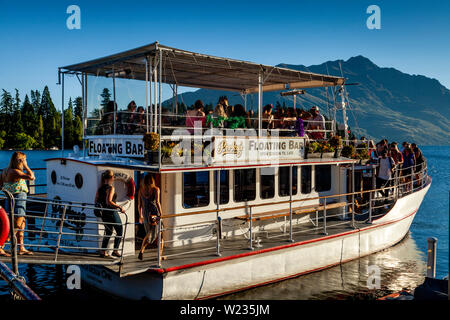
[0,42,431,300]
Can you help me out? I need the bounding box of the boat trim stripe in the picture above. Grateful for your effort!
[149,207,419,275]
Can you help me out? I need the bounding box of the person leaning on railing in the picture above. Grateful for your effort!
[306,106,325,140]
[413,146,426,186]
[95,170,126,258]
[0,152,34,256]
[401,146,416,193]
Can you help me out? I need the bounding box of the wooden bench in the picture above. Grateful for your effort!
[234,202,348,223]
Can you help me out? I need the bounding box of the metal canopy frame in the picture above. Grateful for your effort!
[58,41,346,153]
[60,41,345,93]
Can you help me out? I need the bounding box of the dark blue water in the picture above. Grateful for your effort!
[0,147,448,299]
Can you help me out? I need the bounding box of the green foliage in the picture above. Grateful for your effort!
[14,133,36,150]
[0,87,84,150]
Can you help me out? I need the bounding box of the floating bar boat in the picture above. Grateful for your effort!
[0,42,431,299]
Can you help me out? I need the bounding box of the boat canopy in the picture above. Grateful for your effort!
[60,41,345,93]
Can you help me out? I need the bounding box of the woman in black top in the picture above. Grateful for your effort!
[95,170,126,258]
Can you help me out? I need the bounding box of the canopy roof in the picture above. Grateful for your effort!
[61,41,345,93]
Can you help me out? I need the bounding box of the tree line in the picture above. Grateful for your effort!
[0,86,83,150]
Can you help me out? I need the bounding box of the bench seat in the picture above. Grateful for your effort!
[234,202,347,222]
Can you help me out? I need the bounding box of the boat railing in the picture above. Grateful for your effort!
[149,161,429,267]
[86,111,335,139]
[0,191,128,267]
[25,168,46,196]
[0,162,428,270]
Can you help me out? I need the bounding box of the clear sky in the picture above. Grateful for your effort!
[1,0,449,110]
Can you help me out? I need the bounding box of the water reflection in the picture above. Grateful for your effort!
[220,234,426,300]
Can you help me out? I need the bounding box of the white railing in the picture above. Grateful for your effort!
[0,192,128,267]
[149,161,429,267]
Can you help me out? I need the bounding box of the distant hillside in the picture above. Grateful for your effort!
[166,56,450,145]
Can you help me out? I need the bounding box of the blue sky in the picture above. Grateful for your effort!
[1,0,449,110]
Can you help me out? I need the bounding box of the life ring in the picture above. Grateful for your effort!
[113,172,135,201]
[0,206,10,247]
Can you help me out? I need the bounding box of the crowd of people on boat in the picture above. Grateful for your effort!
[365,139,427,197]
[96,100,148,135]
[96,96,329,139]
[183,96,328,139]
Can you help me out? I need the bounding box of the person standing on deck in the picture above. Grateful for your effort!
[0,152,34,256]
[402,147,416,193]
[376,150,395,198]
[137,173,165,261]
[95,170,126,258]
[306,106,325,140]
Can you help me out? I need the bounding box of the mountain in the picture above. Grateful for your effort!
[166,56,450,145]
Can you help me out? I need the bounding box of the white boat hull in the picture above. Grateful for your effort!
[81,179,431,300]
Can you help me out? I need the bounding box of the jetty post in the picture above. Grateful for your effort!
[426,237,437,278]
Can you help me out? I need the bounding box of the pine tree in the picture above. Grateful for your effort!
[35,115,45,149]
[74,96,83,119]
[100,88,111,111]
[64,98,75,148]
[22,94,38,140]
[31,90,41,115]
[73,115,83,148]
[4,89,25,149]
[40,86,59,148]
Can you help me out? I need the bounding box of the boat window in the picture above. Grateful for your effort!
[234,169,256,202]
[279,166,298,197]
[183,172,210,208]
[315,165,332,192]
[214,170,229,205]
[301,166,312,194]
[260,167,275,199]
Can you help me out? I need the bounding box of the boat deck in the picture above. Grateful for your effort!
[109,217,372,277]
[0,212,383,277]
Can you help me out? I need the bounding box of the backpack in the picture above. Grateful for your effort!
[93,202,104,218]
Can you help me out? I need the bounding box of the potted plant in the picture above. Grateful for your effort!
[306,141,321,158]
[319,141,335,159]
[143,132,159,164]
[354,145,369,164]
[329,135,343,158]
[341,144,355,159]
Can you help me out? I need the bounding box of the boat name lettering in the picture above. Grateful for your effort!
[88,137,144,158]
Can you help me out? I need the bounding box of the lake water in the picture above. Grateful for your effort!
[0,147,448,300]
